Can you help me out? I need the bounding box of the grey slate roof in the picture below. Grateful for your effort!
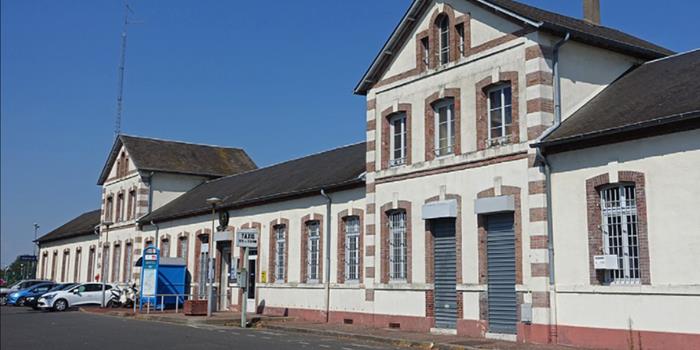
[354,0,673,95]
[97,135,257,185]
[140,142,366,223]
[538,49,700,151]
[36,209,101,244]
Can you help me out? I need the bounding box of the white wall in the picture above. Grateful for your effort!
[38,235,96,283]
[549,129,700,333]
[150,173,207,211]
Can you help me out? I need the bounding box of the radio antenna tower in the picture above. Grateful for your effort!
[114,1,135,136]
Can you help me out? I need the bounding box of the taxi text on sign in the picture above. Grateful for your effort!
[236,228,258,248]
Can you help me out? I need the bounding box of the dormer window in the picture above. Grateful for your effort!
[438,15,450,65]
[116,152,129,178]
[487,84,513,145]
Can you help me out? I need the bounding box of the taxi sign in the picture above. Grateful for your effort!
[236,229,258,248]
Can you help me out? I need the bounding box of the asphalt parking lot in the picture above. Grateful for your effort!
[0,306,403,350]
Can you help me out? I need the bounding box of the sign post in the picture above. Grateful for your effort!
[139,245,160,311]
[236,228,258,328]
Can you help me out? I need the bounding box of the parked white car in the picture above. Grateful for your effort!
[37,283,114,311]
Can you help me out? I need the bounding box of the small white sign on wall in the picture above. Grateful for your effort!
[594,255,619,270]
[236,229,258,248]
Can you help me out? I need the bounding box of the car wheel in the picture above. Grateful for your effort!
[16,298,26,307]
[32,306,40,311]
[53,299,68,312]
[0,296,7,305]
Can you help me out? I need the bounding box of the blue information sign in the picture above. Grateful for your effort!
[139,245,160,311]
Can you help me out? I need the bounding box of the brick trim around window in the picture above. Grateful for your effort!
[380,200,413,284]
[337,209,365,284]
[300,214,324,284]
[268,218,290,284]
[428,5,458,68]
[586,171,651,285]
[475,71,520,151]
[424,89,461,162]
[381,104,412,170]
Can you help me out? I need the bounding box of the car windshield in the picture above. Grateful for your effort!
[50,283,76,292]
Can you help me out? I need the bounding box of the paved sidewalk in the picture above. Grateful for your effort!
[260,320,592,350]
[79,306,278,327]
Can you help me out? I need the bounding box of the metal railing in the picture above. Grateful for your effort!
[131,292,236,314]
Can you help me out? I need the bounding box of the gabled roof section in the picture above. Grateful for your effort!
[97,135,257,185]
[139,142,366,224]
[536,49,700,152]
[354,0,674,95]
[35,209,101,244]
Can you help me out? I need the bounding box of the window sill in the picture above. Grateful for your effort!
[556,284,700,296]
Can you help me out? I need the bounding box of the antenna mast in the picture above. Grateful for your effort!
[114,1,134,136]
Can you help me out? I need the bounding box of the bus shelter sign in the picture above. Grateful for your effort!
[140,246,160,309]
[236,229,258,248]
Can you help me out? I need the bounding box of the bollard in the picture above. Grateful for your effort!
[175,295,179,314]
[160,295,164,312]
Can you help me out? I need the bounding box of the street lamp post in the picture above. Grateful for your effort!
[33,223,40,257]
[101,221,113,308]
[205,197,222,317]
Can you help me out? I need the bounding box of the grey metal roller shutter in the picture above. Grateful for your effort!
[486,213,517,334]
[432,219,457,329]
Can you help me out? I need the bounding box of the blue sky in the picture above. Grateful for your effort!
[1,0,697,266]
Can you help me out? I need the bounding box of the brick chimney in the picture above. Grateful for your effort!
[583,0,601,25]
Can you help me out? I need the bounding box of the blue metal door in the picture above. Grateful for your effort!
[486,213,517,334]
[432,219,457,329]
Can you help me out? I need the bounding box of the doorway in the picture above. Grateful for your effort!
[431,218,457,329]
[485,213,517,334]
[247,248,257,311]
[218,243,231,310]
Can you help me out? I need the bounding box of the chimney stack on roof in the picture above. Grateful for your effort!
[583,0,601,25]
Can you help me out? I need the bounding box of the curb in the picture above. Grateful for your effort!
[261,323,482,350]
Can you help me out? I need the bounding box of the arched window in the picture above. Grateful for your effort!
[438,15,450,65]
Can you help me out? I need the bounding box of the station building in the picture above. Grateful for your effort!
[36,1,700,349]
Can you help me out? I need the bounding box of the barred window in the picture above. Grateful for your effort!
[307,221,320,282]
[344,217,360,281]
[101,246,110,283]
[124,243,133,282]
[601,184,640,284]
[390,113,407,167]
[275,225,286,282]
[389,211,407,280]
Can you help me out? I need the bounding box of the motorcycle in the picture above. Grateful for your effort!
[107,282,138,308]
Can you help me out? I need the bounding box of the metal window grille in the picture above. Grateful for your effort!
[275,225,286,281]
[601,185,640,284]
[102,246,110,283]
[389,211,407,280]
[390,113,407,167]
[179,238,188,261]
[124,243,133,282]
[307,221,320,282]
[438,16,450,65]
[198,243,209,298]
[112,244,121,282]
[345,217,360,281]
[487,85,513,144]
[434,100,455,157]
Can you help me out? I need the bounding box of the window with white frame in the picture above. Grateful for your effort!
[307,221,320,282]
[600,184,640,284]
[388,211,407,280]
[344,216,360,281]
[438,15,450,65]
[421,37,430,67]
[487,84,513,145]
[275,225,286,282]
[456,23,465,55]
[161,238,170,257]
[389,113,407,166]
[434,99,455,157]
[102,245,110,283]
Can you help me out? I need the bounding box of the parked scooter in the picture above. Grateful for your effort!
[107,283,138,308]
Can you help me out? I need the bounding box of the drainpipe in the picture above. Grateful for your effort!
[146,172,155,215]
[320,189,332,323]
[151,220,159,249]
[536,32,569,344]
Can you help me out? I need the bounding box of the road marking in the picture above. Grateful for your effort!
[319,345,331,348]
